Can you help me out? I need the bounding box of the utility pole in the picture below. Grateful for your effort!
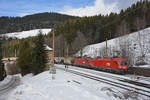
[52,29,55,68]
[67,46,69,57]
[50,29,56,79]
[15,49,16,57]
[106,38,108,58]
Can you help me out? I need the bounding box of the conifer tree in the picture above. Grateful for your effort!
[31,31,48,75]
[17,40,32,75]
[0,38,6,81]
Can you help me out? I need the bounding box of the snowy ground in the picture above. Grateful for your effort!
[5,66,149,100]
[56,64,150,85]
[0,76,13,86]
[1,29,51,39]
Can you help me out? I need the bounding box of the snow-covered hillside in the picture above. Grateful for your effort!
[77,27,150,67]
[1,29,51,39]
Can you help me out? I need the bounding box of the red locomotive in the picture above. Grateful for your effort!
[74,58,91,66]
[74,57,128,74]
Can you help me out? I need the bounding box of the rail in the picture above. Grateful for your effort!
[57,67,150,98]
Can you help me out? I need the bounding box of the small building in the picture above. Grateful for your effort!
[44,44,53,70]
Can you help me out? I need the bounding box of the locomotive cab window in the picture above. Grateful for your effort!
[120,60,127,66]
[114,61,118,64]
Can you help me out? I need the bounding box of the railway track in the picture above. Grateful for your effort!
[67,64,131,80]
[0,75,20,95]
[58,64,131,79]
[57,64,150,88]
[57,66,150,98]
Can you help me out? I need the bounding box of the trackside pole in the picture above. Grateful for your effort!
[106,38,108,58]
[50,29,56,79]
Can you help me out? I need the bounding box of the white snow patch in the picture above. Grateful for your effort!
[1,29,51,39]
[44,44,52,51]
[21,73,33,83]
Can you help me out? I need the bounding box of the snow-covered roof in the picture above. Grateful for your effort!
[44,44,52,51]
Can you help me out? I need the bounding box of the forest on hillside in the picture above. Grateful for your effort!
[0,12,77,34]
[54,0,150,46]
[2,0,150,58]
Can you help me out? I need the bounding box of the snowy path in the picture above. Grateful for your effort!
[0,75,21,100]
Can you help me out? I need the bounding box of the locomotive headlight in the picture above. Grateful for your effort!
[119,66,122,68]
[120,66,127,69]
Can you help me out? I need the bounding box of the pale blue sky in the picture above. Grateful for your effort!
[0,0,140,17]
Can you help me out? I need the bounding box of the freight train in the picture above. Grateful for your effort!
[63,57,128,74]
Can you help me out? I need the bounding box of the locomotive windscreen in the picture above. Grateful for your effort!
[120,60,127,66]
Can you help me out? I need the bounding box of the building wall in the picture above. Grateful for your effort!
[45,50,53,70]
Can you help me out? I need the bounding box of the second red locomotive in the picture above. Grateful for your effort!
[74,57,128,74]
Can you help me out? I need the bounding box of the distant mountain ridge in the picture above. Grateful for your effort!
[0,12,77,34]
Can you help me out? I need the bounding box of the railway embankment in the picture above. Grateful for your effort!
[128,67,150,77]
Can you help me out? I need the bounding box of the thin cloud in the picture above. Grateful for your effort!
[60,0,119,17]
[19,13,31,17]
